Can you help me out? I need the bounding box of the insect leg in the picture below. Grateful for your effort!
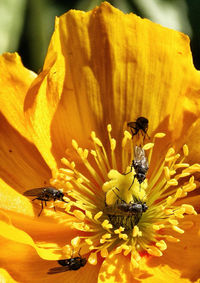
[31,197,39,202]
[78,248,82,257]
[146,132,150,139]
[128,175,136,191]
[123,166,133,175]
[61,197,68,203]
[130,128,135,138]
[112,188,126,203]
[38,201,44,217]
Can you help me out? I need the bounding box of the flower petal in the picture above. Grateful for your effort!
[0,53,37,142]
[0,236,58,282]
[25,2,200,167]
[0,113,51,194]
[1,208,79,247]
[0,179,34,216]
[0,220,62,260]
[98,215,200,282]
[181,118,200,164]
[46,259,100,283]
[0,231,100,282]
[0,268,18,283]
[98,252,135,283]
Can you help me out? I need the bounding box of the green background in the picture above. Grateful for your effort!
[1,0,199,72]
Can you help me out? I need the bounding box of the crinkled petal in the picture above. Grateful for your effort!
[0,113,51,194]
[181,118,200,164]
[0,234,100,283]
[0,179,34,216]
[0,53,37,142]
[0,220,62,260]
[46,259,100,283]
[25,2,200,167]
[1,208,79,247]
[0,236,59,282]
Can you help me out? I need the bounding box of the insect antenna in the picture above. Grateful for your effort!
[128,174,136,191]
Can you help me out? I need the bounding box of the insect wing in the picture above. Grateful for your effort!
[134,146,145,160]
[58,259,70,266]
[23,188,45,197]
[47,266,70,274]
[104,205,137,216]
[103,205,125,215]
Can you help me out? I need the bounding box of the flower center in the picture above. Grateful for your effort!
[50,124,199,267]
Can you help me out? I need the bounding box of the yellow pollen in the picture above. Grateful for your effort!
[114,227,125,234]
[119,233,128,240]
[102,220,113,230]
[147,246,163,257]
[85,239,93,245]
[181,204,197,215]
[172,226,184,234]
[132,226,141,237]
[165,235,180,243]
[94,211,103,221]
[152,224,165,230]
[102,233,112,239]
[154,133,166,138]
[73,210,85,220]
[166,147,175,158]
[183,144,189,156]
[101,248,109,257]
[124,246,132,256]
[143,143,154,150]
[88,253,97,265]
[164,167,170,180]
[156,240,167,251]
[71,236,81,248]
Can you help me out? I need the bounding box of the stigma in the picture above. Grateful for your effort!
[49,124,200,267]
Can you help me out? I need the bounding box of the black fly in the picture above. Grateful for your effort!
[104,189,148,228]
[47,254,87,274]
[124,146,149,190]
[23,186,68,216]
[106,189,148,214]
[132,146,149,185]
[127,117,149,139]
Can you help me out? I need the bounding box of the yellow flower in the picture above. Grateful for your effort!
[0,2,200,282]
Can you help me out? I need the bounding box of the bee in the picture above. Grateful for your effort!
[127,117,149,139]
[47,255,87,274]
[104,190,148,228]
[23,186,68,216]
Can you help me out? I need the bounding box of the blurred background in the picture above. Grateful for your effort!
[1,0,199,72]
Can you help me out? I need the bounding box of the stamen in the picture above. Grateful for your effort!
[107,124,117,170]
[48,125,199,266]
